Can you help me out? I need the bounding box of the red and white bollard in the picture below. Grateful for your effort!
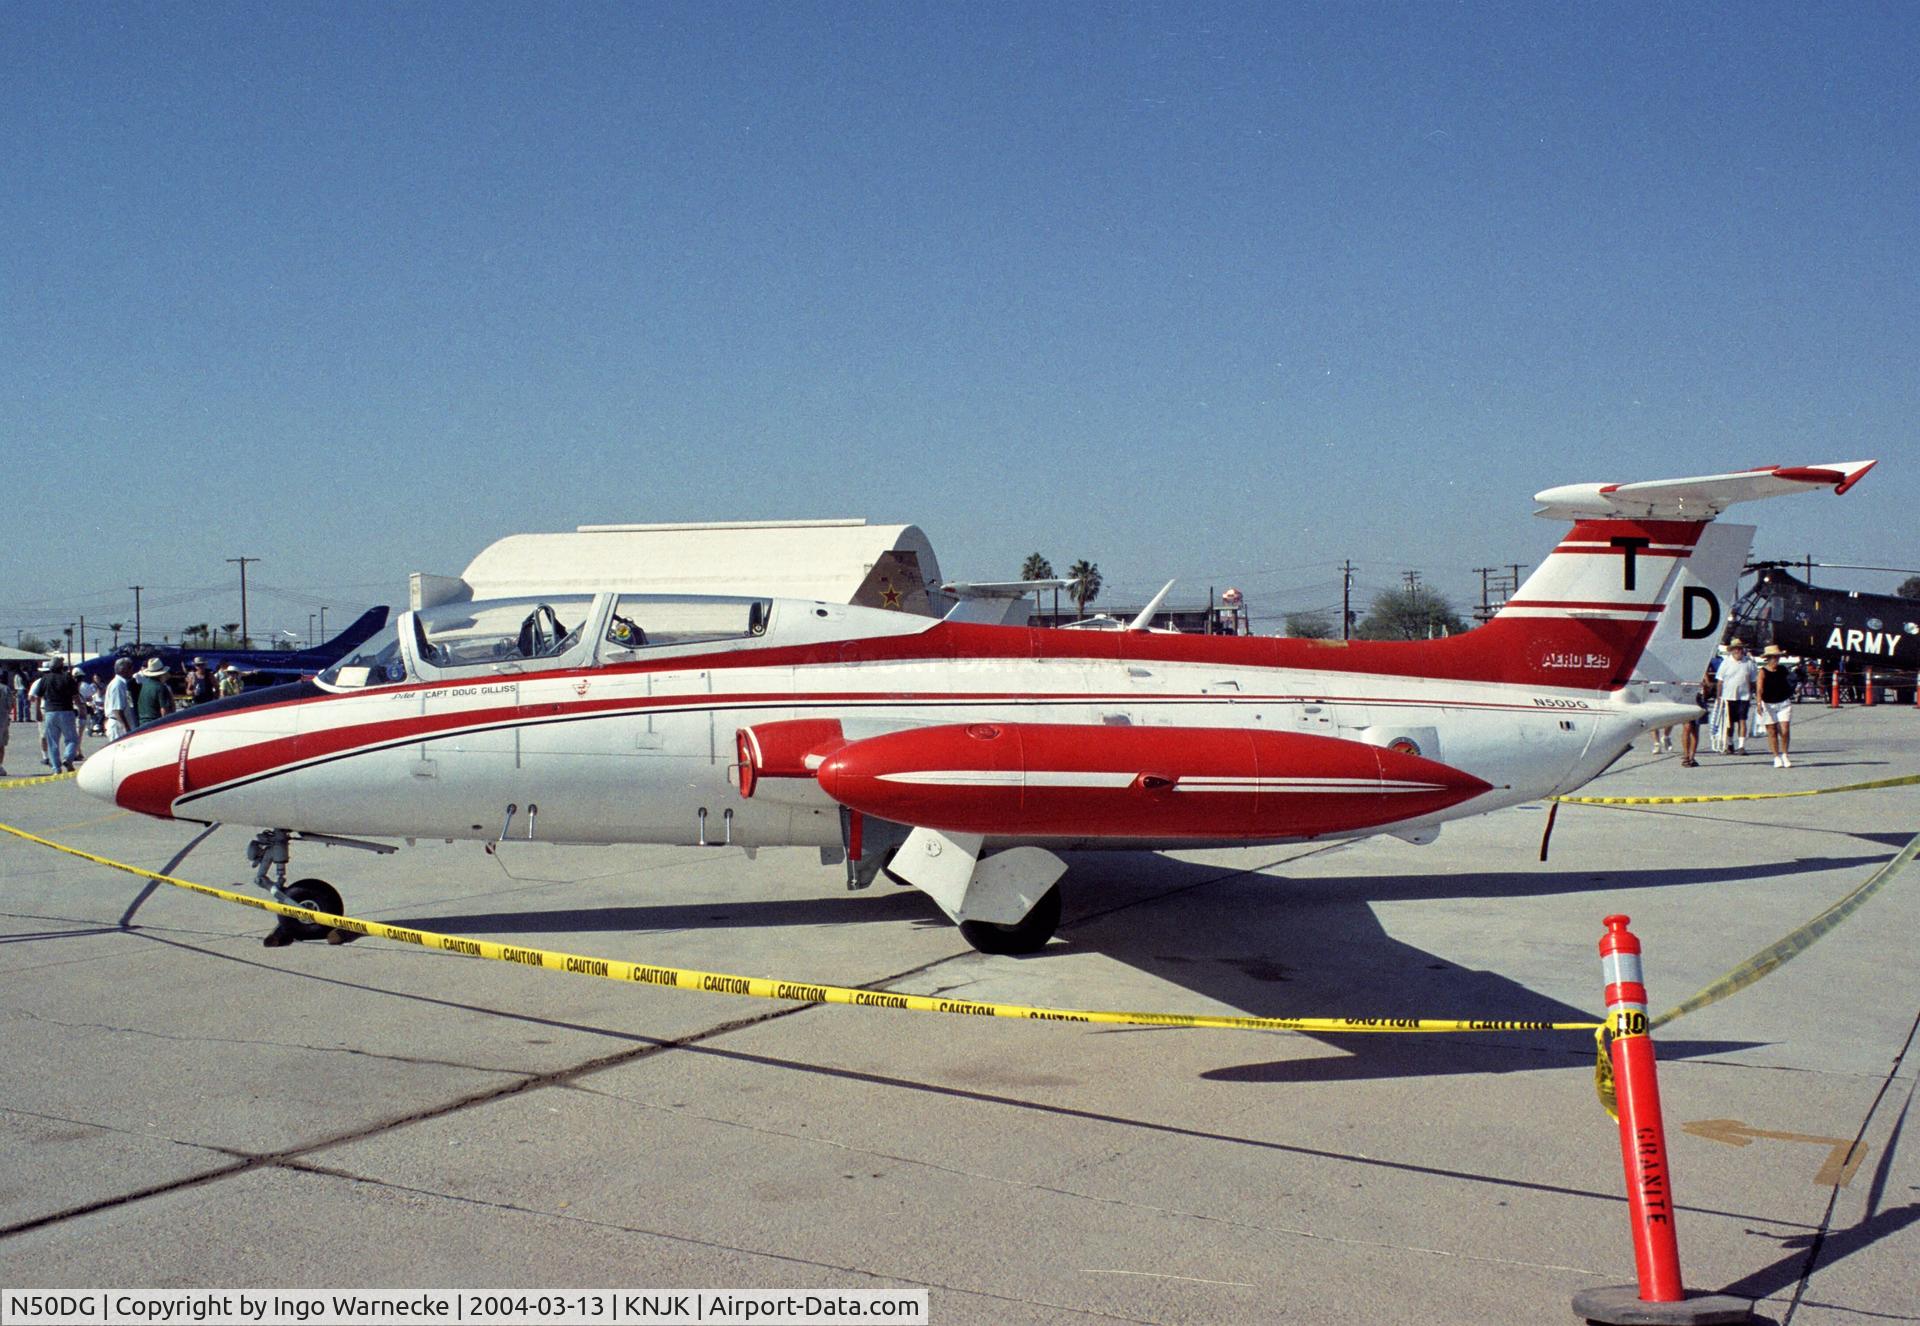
[1830,671,1841,707]
[1573,916,1752,1325]
[1864,668,1877,706]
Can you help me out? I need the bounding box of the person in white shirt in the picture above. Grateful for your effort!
[104,658,137,742]
[1716,638,1759,755]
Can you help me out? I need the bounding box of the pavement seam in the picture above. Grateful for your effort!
[1777,1006,1920,1325]
[266,1160,1158,1325]
[0,1104,239,1156]
[563,1085,1615,1277]
[6,1007,539,1076]
[601,1039,1820,1229]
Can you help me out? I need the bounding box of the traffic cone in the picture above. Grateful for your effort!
[1573,917,1753,1325]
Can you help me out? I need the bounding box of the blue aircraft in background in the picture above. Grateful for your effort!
[78,606,391,687]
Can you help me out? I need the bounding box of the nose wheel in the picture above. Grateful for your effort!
[263,878,353,947]
[247,828,389,948]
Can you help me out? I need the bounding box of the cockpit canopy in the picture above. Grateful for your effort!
[315,593,774,691]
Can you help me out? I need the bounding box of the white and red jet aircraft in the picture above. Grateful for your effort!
[79,462,1876,952]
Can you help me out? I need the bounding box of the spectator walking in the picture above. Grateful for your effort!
[38,657,81,773]
[27,661,50,765]
[1680,660,1714,767]
[1717,638,1758,755]
[134,658,175,729]
[0,670,10,775]
[1758,645,1797,768]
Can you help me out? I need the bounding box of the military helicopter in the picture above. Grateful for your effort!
[1727,562,1919,681]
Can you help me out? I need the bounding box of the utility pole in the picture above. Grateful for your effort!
[309,613,316,647]
[1473,567,1497,623]
[1401,570,1422,601]
[319,606,328,643]
[1339,560,1356,640]
[1507,564,1526,598]
[227,557,259,647]
[78,615,86,658]
[129,586,143,647]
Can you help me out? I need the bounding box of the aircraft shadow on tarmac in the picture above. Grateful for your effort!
[392,846,1896,1084]
[1048,849,1832,1084]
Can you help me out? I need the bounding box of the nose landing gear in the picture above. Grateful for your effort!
[246,828,395,948]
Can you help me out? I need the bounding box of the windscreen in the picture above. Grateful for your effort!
[316,621,406,689]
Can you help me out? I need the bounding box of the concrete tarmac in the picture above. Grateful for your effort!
[1,705,1916,1324]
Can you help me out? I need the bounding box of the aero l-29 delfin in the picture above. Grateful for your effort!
[79,461,1876,953]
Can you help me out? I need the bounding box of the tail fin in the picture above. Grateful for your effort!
[1478,518,1714,689]
[313,606,391,656]
[1629,521,1753,684]
[1469,461,1874,691]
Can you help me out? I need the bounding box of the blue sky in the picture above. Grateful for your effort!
[4,2,1914,644]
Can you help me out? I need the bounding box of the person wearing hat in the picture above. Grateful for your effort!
[216,662,244,699]
[37,657,82,773]
[1757,644,1797,768]
[134,658,175,729]
[105,658,138,741]
[1716,638,1758,755]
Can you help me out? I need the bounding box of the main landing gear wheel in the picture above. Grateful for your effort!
[263,878,350,948]
[957,884,1062,956]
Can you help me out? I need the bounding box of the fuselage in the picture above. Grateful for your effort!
[79,594,1678,852]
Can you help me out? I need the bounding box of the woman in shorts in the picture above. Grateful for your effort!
[1757,644,1796,768]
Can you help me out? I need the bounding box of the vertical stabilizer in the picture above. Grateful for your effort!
[1465,459,1872,691]
[1630,522,1753,684]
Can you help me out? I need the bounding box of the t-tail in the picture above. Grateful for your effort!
[1468,461,1876,691]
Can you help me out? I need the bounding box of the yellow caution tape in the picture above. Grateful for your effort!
[0,821,1601,1037]
[1594,829,1920,1119]
[0,770,79,790]
[1554,771,1920,807]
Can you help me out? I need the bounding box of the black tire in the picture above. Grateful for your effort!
[284,878,344,941]
[957,885,1062,956]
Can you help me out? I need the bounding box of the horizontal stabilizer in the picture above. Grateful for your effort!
[1534,461,1876,521]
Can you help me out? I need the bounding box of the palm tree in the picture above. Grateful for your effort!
[110,622,124,649]
[1067,559,1101,619]
[221,622,241,647]
[1021,554,1054,617]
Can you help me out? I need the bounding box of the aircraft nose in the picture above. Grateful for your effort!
[76,748,116,802]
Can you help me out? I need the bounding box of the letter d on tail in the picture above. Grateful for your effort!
[1681,586,1721,640]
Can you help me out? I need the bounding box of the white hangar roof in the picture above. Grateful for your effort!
[414,518,947,615]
